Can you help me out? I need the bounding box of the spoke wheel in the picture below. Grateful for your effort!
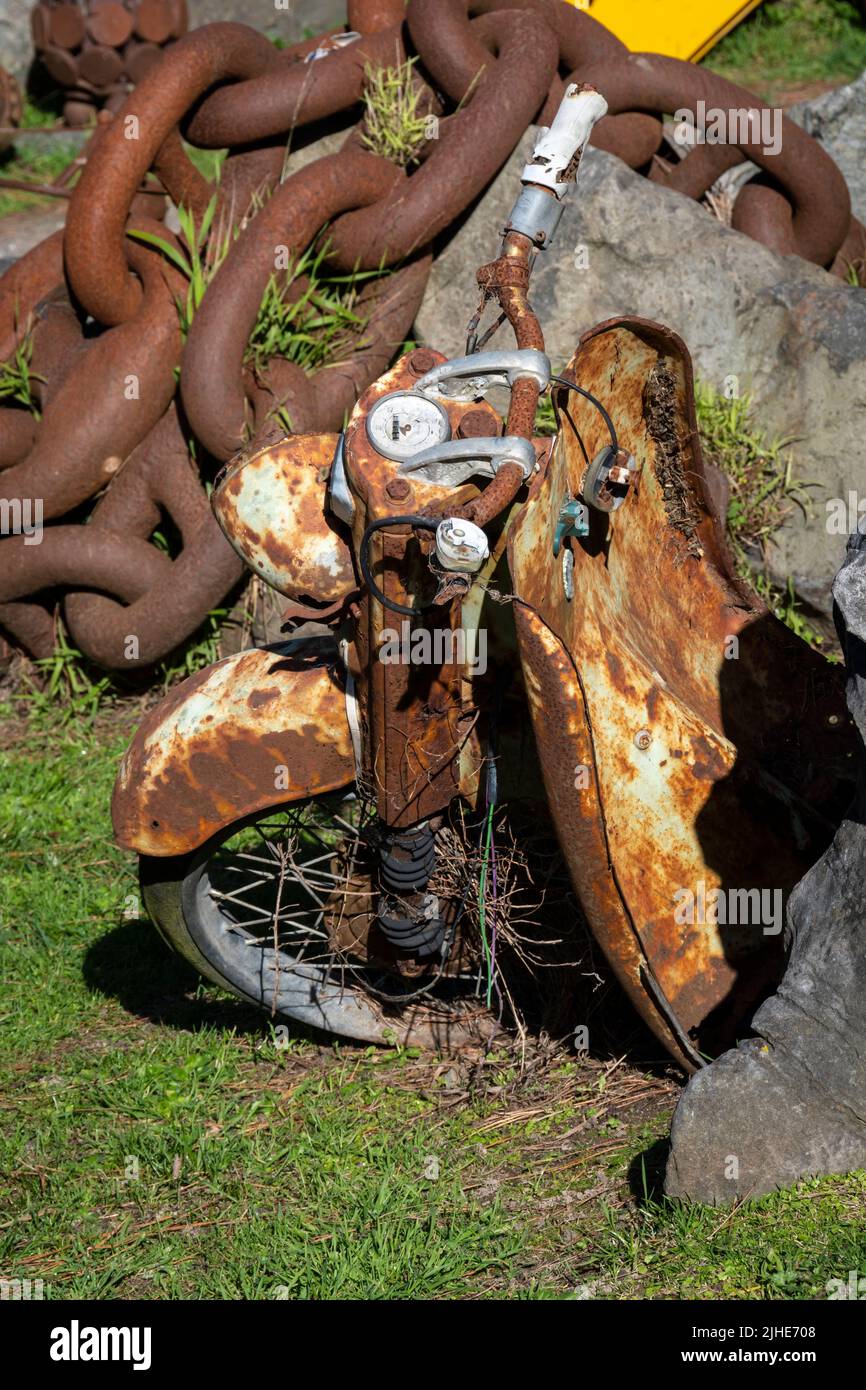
[140,789,501,1048]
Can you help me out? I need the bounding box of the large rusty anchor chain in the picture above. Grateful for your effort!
[0,0,860,671]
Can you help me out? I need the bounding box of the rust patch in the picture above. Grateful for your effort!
[248,686,280,708]
[112,646,355,855]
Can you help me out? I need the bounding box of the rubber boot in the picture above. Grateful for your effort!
[665,524,866,1203]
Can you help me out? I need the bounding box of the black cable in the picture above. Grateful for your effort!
[358,514,440,617]
[549,374,619,455]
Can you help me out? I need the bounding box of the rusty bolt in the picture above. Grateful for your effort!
[386,478,412,501]
[634,728,652,751]
[407,348,437,376]
[457,408,496,439]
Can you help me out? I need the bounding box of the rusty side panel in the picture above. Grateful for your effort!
[112,645,355,856]
[509,317,854,1064]
[212,433,356,602]
[515,607,699,1072]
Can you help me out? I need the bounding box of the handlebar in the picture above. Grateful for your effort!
[432,83,608,533]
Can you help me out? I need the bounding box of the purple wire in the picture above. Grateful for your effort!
[485,768,504,1019]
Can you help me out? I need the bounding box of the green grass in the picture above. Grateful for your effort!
[128,203,373,385]
[1,715,865,1299]
[20,95,62,130]
[128,196,220,339]
[14,605,231,729]
[0,140,78,218]
[694,381,827,649]
[534,391,557,436]
[703,0,866,102]
[183,143,227,185]
[0,324,41,415]
[361,57,430,167]
[0,87,76,215]
[246,244,372,377]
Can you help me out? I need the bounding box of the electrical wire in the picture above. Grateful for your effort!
[358,514,439,617]
[549,374,619,455]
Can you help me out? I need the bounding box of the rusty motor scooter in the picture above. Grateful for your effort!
[112,86,853,1070]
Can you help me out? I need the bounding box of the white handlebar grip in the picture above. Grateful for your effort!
[522,84,609,197]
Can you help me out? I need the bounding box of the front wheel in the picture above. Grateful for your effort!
[140,788,578,1049]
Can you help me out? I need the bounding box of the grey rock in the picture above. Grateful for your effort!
[0,0,32,82]
[790,71,866,227]
[416,134,866,617]
[0,204,65,275]
[665,524,866,1204]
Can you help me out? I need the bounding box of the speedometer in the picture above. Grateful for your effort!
[366,391,451,462]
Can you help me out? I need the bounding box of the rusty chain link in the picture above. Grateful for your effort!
[0,0,861,671]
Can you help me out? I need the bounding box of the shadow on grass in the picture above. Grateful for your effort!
[627,1136,671,1207]
[82,917,320,1043]
[82,918,695,1081]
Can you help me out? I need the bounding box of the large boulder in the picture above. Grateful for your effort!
[791,70,866,225]
[665,522,866,1204]
[416,133,866,618]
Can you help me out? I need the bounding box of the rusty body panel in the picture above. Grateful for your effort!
[509,318,854,1066]
[112,644,355,855]
[212,433,356,602]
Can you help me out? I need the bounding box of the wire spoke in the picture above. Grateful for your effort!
[198,791,506,1021]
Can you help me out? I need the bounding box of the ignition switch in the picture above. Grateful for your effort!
[434,518,490,574]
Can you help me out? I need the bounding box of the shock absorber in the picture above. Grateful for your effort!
[376,821,446,958]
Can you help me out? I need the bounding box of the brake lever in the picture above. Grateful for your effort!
[397,435,537,487]
[413,348,550,403]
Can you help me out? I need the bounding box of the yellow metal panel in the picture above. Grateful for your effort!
[566,0,763,62]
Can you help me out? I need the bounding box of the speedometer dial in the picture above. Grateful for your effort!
[366,392,451,462]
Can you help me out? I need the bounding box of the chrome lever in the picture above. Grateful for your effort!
[413,349,550,403]
[397,435,537,488]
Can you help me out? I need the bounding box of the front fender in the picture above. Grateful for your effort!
[112,642,355,856]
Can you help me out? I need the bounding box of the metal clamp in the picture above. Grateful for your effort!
[553,497,589,555]
[398,435,537,488]
[413,349,550,402]
[506,184,566,248]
